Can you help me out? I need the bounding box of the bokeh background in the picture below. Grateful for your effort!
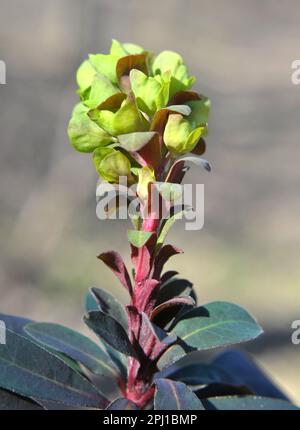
[0,0,299,403]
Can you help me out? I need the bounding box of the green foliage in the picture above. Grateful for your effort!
[154,378,204,410]
[171,301,263,350]
[24,322,119,379]
[0,40,296,411]
[0,329,107,408]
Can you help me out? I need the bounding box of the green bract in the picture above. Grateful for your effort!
[164,114,205,155]
[68,103,114,153]
[93,147,133,183]
[68,40,211,185]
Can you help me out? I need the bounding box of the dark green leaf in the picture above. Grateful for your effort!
[202,396,299,410]
[84,293,128,378]
[152,296,195,329]
[101,343,128,379]
[172,301,263,351]
[156,279,194,306]
[84,311,135,357]
[85,291,99,312]
[0,388,42,410]
[91,287,128,331]
[0,313,32,336]
[0,329,108,408]
[24,322,119,379]
[154,378,204,410]
[213,350,289,400]
[0,314,83,374]
[81,369,122,402]
[155,358,234,388]
[157,344,187,371]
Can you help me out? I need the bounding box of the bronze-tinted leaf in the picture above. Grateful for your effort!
[170,90,201,105]
[98,251,133,295]
[116,54,148,91]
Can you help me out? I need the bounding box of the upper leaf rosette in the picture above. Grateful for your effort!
[68,40,210,187]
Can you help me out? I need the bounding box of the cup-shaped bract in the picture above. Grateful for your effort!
[68,40,210,191]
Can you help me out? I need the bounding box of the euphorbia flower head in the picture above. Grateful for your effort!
[68,40,210,193]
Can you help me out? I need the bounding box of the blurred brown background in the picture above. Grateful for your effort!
[0,0,299,403]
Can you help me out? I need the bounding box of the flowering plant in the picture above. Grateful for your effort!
[0,40,297,411]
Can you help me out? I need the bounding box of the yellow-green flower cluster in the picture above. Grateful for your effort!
[68,39,210,185]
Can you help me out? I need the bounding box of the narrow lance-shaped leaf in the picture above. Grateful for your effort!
[85,291,99,312]
[0,313,32,337]
[160,270,179,284]
[0,388,42,410]
[213,350,289,400]
[84,310,136,357]
[85,290,130,374]
[154,378,204,410]
[154,351,236,388]
[134,278,160,315]
[156,278,194,306]
[98,251,133,295]
[153,244,183,280]
[151,296,195,321]
[90,287,128,331]
[24,322,120,379]
[0,329,108,408]
[157,344,187,371]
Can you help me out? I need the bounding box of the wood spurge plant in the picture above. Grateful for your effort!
[0,40,298,411]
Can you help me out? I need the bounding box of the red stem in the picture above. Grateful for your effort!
[125,211,161,407]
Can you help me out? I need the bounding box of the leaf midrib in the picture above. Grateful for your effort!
[168,380,181,409]
[179,319,256,341]
[28,329,119,378]
[0,353,101,404]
